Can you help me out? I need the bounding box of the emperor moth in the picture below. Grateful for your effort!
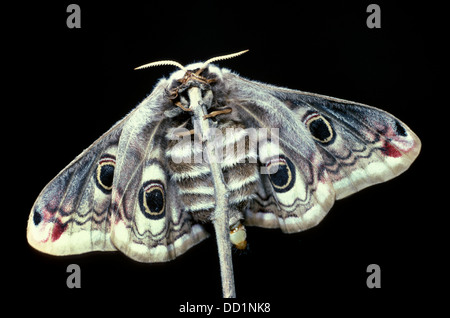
[27,50,421,297]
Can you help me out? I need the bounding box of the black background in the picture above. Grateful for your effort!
[8,0,443,315]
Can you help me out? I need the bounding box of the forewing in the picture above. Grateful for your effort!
[27,122,123,255]
[271,85,421,199]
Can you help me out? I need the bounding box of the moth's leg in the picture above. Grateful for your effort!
[174,101,192,112]
[203,108,232,119]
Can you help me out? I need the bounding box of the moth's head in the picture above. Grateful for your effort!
[135,50,248,117]
[165,63,224,95]
[134,50,248,94]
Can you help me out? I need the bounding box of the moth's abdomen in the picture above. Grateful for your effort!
[166,121,259,222]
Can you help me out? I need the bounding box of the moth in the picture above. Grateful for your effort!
[27,50,421,298]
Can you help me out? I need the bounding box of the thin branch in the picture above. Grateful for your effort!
[187,87,236,298]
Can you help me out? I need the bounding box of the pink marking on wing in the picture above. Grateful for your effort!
[51,220,67,242]
[266,157,286,167]
[304,112,320,124]
[381,141,402,158]
[99,158,115,164]
[144,183,163,192]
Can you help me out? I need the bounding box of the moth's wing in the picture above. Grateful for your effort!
[27,115,124,255]
[224,74,336,233]
[108,87,209,263]
[224,73,421,233]
[267,84,421,199]
[28,84,209,261]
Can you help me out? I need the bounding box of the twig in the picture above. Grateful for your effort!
[188,87,236,298]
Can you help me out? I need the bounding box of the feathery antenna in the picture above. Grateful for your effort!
[134,50,249,73]
[198,50,249,73]
[134,60,187,71]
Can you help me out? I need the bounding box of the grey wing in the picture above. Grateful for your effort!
[223,72,421,233]
[27,115,124,255]
[108,85,209,262]
[28,83,209,261]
